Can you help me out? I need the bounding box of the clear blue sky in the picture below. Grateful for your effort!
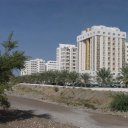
[0,0,128,60]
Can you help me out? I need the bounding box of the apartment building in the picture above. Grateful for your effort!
[46,61,57,71]
[56,44,77,72]
[77,25,126,77]
[125,42,128,64]
[21,58,45,76]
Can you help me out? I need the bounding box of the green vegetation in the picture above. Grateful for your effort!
[96,67,112,86]
[0,33,27,109]
[54,87,59,92]
[68,71,79,83]
[110,93,128,112]
[14,66,128,88]
[81,73,90,84]
[15,70,80,85]
[119,65,128,87]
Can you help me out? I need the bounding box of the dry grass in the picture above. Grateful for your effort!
[10,85,115,110]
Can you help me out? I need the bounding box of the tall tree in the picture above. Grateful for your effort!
[120,65,128,87]
[96,67,112,86]
[68,71,79,83]
[56,70,69,86]
[81,73,90,84]
[0,32,27,109]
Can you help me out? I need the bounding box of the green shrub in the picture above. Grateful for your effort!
[110,93,128,112]
[0,95,10,109]
[54,87,59,92]
[84,102,96,110]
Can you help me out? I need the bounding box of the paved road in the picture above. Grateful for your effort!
[9,96,128,128]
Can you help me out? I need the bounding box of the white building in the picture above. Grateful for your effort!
[46,61,57,71]
[125,42,128,64]
[56,44,77,72]
[77,25,126,77]
[21,58,45,76]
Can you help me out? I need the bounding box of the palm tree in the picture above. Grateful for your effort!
[81,73,90,84]
[96,67,112,86]
[68,71,79,84]
[46,70,59,85]
[56,70,69,86]
[120,65,128,87]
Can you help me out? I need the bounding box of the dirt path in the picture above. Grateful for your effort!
[8,96,128,128]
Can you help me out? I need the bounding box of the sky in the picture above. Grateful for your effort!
[0,0,128,61]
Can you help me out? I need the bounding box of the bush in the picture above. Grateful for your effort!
[84,102,96,110]
[54,87,59,92]
[110,93,128,112]
[0,95,10,109]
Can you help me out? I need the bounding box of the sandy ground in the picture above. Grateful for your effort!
[0,112,76,128]
[8,95,128,128]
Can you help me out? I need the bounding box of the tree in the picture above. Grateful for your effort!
[0,32,27,109]
[56,70,69,86]
[68,71,79,83]
[81,73,90,84]
[96,67,112,86]
[44,71,59,85]
[120,65,128,87]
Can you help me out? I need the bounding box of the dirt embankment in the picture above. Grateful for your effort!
[9,84,115,111]
[5,84,128,128]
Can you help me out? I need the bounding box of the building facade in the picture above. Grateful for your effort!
[77,25,126,77]
[125,42,128,64]
[21,58,45,76]
[46,61,57,71]
[56,44,77,72]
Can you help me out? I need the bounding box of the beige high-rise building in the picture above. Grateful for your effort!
[56,44,77,72]
[125,42,128,64]
[77,25,126,77]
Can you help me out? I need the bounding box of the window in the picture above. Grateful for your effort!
[108,42,110,45]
